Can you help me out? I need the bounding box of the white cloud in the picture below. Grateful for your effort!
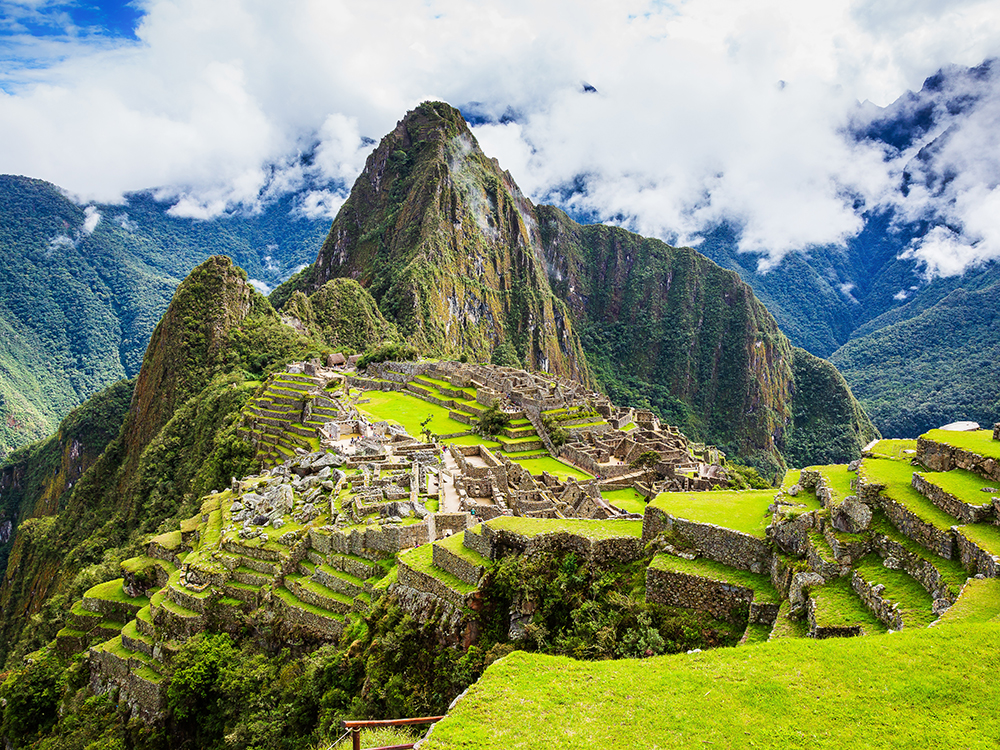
[81,204,100,233]
[248,278,271,294]
[0,0,999,273]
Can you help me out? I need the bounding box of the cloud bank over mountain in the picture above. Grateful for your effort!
[1,0,1000,276]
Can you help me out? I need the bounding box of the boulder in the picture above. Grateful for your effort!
[789,571,826,614]
[832,495,871,534]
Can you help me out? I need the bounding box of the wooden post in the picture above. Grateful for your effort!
[352,727,360,750]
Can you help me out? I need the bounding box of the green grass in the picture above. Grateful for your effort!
[862,459,958,532]
[768,602,810,640]
[356,390,470,437]
[444,434,501,448]
[398,543,477,595]
[486,516,643,541]
[371,566,398,591]
[810,577,887,633]
[917,468,998,505]
[150,529,183,550]
[649,490,774,538]
[436,532,490,568]
[508,455,593,481]
[938,579,1000,623]
[600,487,648,515]
[853,555,936,627]
[808,464,856,503]
[423,622,1000,749]
[649,553,780,603]
[866,439,917,460]
[740,622,772,645]
[84,578,149,607]
[621,422,637,431]
[921,429,1000,460]
[424,497,440,512]
[868,512,968,595]
[956,523,1000,557]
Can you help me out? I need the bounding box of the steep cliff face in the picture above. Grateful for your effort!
[296,102,589,381]
[537,207,797,471]
[0,379,133,659]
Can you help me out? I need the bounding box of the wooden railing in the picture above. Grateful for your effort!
[340,716,446,750]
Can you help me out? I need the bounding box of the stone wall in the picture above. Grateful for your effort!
[89,650,165,720]
[397,558,474,610]
[483,524,643,566]
[645,567,778,626]
[917,437,1000,483]
[768,512,819,557]
[911,473,993,524]
[851,571,904,630]
[870,533,957,602]
[643,505,772,574]
[433,543,485,587]
[955,530,1000,577]
[877,494,955,559]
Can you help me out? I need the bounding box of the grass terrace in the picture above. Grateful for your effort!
[600,487,648,515]
[938,579,1000,623]
[921,429,1000,460]
[853,555,936,627]
[355,390,469,437]
[810,576,887,634]
[866,439,918,460]
[649,554,780,603]
[862,459,959,532]
[866,513,971,596]
[956,523,1000,558]
[422,622,999,749]
[486,516,642,541]
[917,468,999,504]
[84,579,149,607]
[444,434,500,449]
[649,489,775,538]
[809,464,856,503]
[509,455,593,481]
[398,543,477,596]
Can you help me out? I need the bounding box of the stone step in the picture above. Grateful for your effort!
[233,566,271,587]
[285,574,353,614]
[121,620,155,658]
[273,586,346,639]
[328,553,381,580]
[135,606,156,639]
[223,539,282,562]
[153,597,203,639]
[432,532,489,587]
[220,580,262,605]
[312,565,366,597]
[167,584,210,615]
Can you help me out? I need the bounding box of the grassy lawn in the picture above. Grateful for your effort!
[437,531,490,567]
[649,490,774,538]
[862,459,958,531]
[423,622,1000,749]
[601,487,648,515]
[810,576,886,633]
[921,429,1000,460]
[84,579,149,607]
[956,523,1000,557]
[398,543,477,595]
[356,390,470,437]
[808,464,856,503]
[853,555,936,627]
[867,439,918,460]
[938,578,1000,623]
[444,434,501,448]
[511,455,593,481]
[487,516,642,541]
[649,553,780,603]
[917,468,998,505]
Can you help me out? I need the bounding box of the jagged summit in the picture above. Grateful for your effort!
[287,101,589,382]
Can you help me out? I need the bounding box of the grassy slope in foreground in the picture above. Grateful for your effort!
[423,622,1000,749]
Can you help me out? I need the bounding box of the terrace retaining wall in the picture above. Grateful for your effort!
[850,571,904,630]
[912,473,993,524]
[877,494,955,559]
[955,530,1000,578]
[917,438,1000,483]
[643,505,772,574]
[483,523,643,566]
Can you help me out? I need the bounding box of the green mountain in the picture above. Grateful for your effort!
[280,102,877,474]
[0,256,326,663]
[277,101,591,383]
[0,176,331,458]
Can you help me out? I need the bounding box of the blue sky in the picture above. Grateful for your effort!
[1,0,999,276]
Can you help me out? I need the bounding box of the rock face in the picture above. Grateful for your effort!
[291,101,590,382]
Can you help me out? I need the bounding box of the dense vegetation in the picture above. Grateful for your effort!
[0,549,739,750]
[0,175,330,458]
